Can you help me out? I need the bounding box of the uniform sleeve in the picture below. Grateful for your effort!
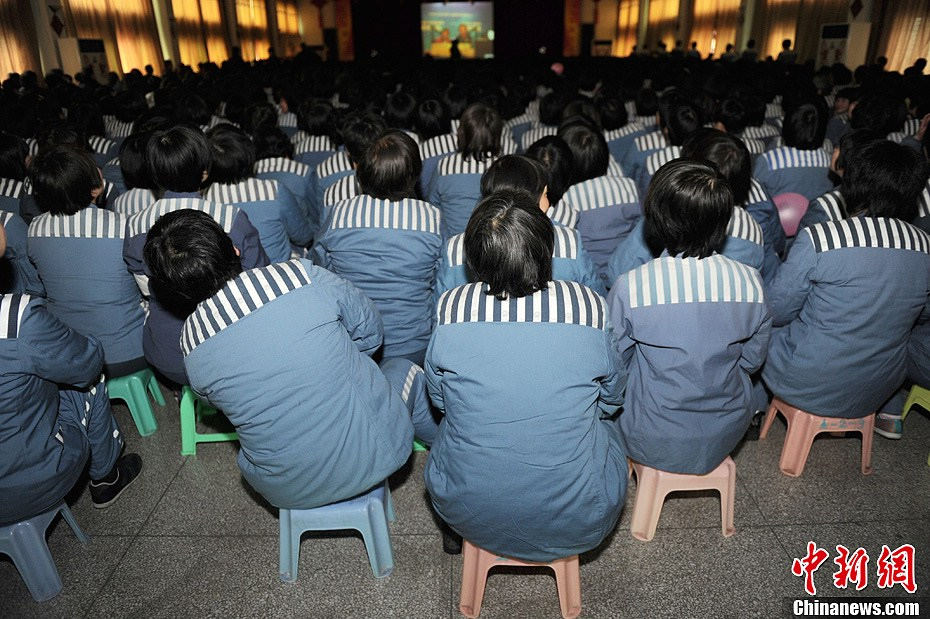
[606,280,636,401]
[766,229,816,326]
[277,184,313,248]
[423,333,445,414]
[798,199,829,232]
[231,211,270,270]
[432,242,460,309]
[598,326,628,415]
[426,167,442,208]
[752,157,777,203]
[606,219,650,288]
[574,233,606,296]
[306,262,384,356]
[739,281,773,374]
[5,214,43,295]
[18,298,104,387]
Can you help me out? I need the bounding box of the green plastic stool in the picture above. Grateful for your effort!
[107,368,165,437]
[180,386,238,456]
[413,439,428,452]
[901,384,930,466]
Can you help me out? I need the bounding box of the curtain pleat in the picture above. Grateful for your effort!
[612,0,639,57]
[689,0,741,56]
[874,0,930,72]
[0,0,41,76]
[67,0,163,74]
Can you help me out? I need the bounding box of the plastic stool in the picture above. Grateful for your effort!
[629,456,736,542]
[459,540,581,619]
[901,385,930,466]
[0,503,88,602]
[107,368,165,436]
[413,439,428,452]
[279,481,395,581]
[179,386,238,456]
[760,397,874,477]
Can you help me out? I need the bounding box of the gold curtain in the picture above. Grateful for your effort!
[236,0,270,62]
[277,0,301,57]
[689,0,741,56]
[794,0,847,62]
[172,0,228,67]
[0,0,40,76]
[758,0,799,60]
[875,0,930,72]
[67,0,163,74]
[612,0,639,57]
[646,0,680,52]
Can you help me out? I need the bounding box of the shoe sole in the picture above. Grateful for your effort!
[873,427,902,440]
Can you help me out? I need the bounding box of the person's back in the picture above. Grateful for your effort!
[426,191,627,562]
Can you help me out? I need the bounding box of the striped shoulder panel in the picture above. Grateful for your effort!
[521,126,558,149]
[450,119,459,133]
[547,201,578,228]
[741,137,765,155]
[438,152,494,176]
[29,208,127,239]
[904,117,921,136]
[746,179,769,206]
[0,177,23,199]
[645,146,682,175]
[605,123,641,141]
[0,294,31,339]
[277,112,298,128]
[295,134,335,154]
[206,179,279,205]
[419,133,458,160]
[562,176,639,212]
[329,196,441,235]
[919,184,930,218]
[436,280,606,329]
[26,138,38,157]
[113,188,156,216]
[727,207,763,245]
[255,157,310,177]
[762,146,831,171]
[607,157,625,177]
[182,260,312,355]
[500,137,518,155]
[208,115,228,129]
[634,131,666,152]
[0,210,15,227]
[106,157,120,167]
[445,225,578,267]
[742,124,779,139]
[627,255,764,309]
[805,218,930,254]
[765,103,783,118]
[21,178,31,195]
[445,233,466,265]
[105,118,134,138]
[813,190,846,222]
[886,131,906,144]
[88,135,115,154]
[323,174,358,206]
[503,113,531,130]
[634,115,657,127]
[127,198,238,237]
[624,101,636,117]
[314,152,351,178]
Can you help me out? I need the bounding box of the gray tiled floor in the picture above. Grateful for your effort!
[2,391,928,618]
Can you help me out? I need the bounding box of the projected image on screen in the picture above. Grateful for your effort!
[421,2,494,59]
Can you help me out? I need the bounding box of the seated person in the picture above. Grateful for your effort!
[253,128,315,236]
[763,140,930,420]
[416,99,457,193]
[28,146,147,377]
[313,131,442,365]
[0,132,29,215]
[637,95,703,195]
[608,160,772,474]
[425,189,627,561]
[0,208,40,294]
[205,124,311,262]
[0,291,141,524]
[435,154,603,299]
[145,209,436,509]
[123,126,268,385]
[112,132,157,217]
[292,100,337,169]
[713,98,766,156]
[320,116,388,213]
[525,136,578,228]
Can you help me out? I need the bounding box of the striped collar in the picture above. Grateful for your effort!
[627,255,764,308]
[806,217,930,254]
[29,207,126,239]
[206,178,280,205]
[561,176,639,212]
[0,294,31,339]
[445,224,578,266]
[328,196,440,235]
[255,157,309,177]
[127,198,238,237]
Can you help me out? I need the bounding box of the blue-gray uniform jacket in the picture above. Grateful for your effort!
[520,124,558,152]
[1,210,41,294]
[322,173,359,218]
[28,207,145,368]
[313,196,442,361]
[419,133,458,193]
[310,152,354,232]
[293,134,337,170]
[0,295,105,524]
[112,187,157,217]
[253,157,315,236]
[620,131,667,187]
[917,183,930,234]
[435,224,605,300]
[206,178,311,262]
[606,123,650,166]
[0,177,25,216]
[102,157,125,197]
[88,135,118,168]
[427,152,495,239]
[607,206,765,287]
[560,175,641,284]
[762,217,930,418]
[181,259,414,509]
[123,195,269,385]
[425,281,628,562]
[609,255,772,474]
[798,184,930,236]
[753,146,833,205]
[638,145,681,196]
[907,321,930,387]
[743,179,787,281]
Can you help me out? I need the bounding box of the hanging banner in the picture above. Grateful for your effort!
[334,0,354,61]
[564,0,582,57]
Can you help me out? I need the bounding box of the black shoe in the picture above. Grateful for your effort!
[441,525,462,555]
[89,453,143,508]
[743,410,764,441]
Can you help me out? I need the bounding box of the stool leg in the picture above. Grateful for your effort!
[779,413,815,477]
[860,416,874,475]
[278,510,299,582]
[552,558,582,619]
[179,389,197,456]
[719,459,736,537]
[384,483,396,522]
[361,500,394,578]
[459,542,489,619]
[146,372,165,406]
[127,376,158,437]
[630,468,665,542]
[59,505,89,543]
[759,401,778,439]
[7,521,64,602]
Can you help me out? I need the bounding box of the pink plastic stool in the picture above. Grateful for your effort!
[458,540,581,619]
[629,456,736,542]
[759,397,875,477]
[773,192,810,237]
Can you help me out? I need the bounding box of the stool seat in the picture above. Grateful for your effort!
[107,368,165,437]
[278,481,395,581]
[0,503,88,601]
[458,540,581,619]
[760,397,874,477]
[629,456,736,542]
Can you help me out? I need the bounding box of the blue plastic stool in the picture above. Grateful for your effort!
[107,368,165,436]
[0,502,88,601]
[278,481,396,581]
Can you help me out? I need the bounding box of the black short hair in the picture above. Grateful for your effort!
[385,92,418,131]
[415,99,450,141]
[834,128,882,176]
[242,102,278,135]
[464,190,554,300]
[297,100,336,138]
[253,127,295,160]
[207,124,256,185]
[658,95,702,146]
[682,129,751,205]
[558,123,608,184]
[643,159,732,259]
[525,136,574,205]
[119,132,155,190]
[144,209,243,318]
[714,98,748,135]
[357,130,421,201]
[0,133,29,180]
[539,92,569,126]
[562,99,601,131]
[456,103,503,163]
[147,126,212,193]
[175,94,212,126]
[635,88,659,117]
[342,114,387,166]
[841,140,929,221]
[782,98,828,150]
[850,93,907,134]
[597,97,628,131]
[36,123,90,155]
[30,145,102,215]
[480,155,547,201]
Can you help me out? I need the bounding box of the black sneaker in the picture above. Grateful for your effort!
[89,453,143,508]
